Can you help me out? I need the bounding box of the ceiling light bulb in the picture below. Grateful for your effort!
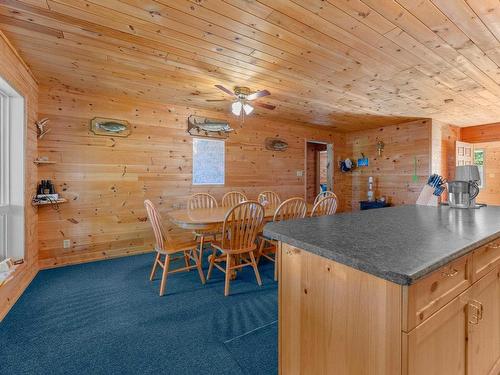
[243,103,254,115]
[231,101,242,116]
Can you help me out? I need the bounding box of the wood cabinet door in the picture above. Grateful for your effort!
[279,244,402,375]
[405,289,470,375]
[469,267,500,375]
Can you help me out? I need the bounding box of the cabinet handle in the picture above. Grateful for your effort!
[468,300,483,325]
[442,268,459,277]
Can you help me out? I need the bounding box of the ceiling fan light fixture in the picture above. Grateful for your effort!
[231,101,242,116]
[243,103,254,115]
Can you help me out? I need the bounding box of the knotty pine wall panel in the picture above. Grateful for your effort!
[37,88,347,268]
[343,119,432,210]
[461,123,500,143]
[0,31,38,321]
[474,141,500,206]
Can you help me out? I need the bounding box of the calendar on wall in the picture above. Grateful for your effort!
[192,138,225,185]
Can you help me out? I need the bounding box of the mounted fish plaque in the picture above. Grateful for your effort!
[187,115,233,139]
[265,137,288,152]
[90,117,131,137]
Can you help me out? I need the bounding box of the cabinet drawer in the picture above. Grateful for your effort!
[473,237,500,281]
[404,255,472,331]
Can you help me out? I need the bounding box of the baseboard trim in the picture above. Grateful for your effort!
[0,264,38,322]
[39,249,154,270]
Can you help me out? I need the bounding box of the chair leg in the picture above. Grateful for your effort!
[249,251,263,286]
[207,249,217,280]
[224,254,232,296]
[183,251,191,271]
[198,235,205,264]
[193,247,206,285]
[149,252,160,281]
[159,255,170,297]
[257,237,266,265]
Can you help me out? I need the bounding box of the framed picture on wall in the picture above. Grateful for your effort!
[192,138,225,185]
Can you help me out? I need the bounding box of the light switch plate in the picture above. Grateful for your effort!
[63,239,71,249]
[296,170,304,177]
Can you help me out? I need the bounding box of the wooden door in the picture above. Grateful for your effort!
[456,141,474,166]
[468,268,500,375]
[405,289,470,375]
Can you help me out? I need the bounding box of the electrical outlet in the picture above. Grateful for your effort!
[63,239,71,249]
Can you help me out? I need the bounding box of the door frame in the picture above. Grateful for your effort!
[304,140,334,200]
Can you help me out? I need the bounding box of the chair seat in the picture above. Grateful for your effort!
[157,239,199,254]
[211,241,257,254]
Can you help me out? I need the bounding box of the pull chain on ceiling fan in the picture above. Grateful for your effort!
[210,85,276,122]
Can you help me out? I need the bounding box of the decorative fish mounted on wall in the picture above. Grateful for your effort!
[187,115,233,139]
[90,117,131,137]
[265,137,288,152]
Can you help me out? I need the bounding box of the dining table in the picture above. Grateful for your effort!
[167,203,313,280]
[167,204,311,231]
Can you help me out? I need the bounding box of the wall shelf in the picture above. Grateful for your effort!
[33,159,56,165]
[0,263,24,288]
[32,198,67,206]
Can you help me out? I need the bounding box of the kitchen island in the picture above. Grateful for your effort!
[264,205,500,375]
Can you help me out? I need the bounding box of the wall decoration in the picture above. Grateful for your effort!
[36,118,50,139]
[90,117,131,137]
[376,140,385,156]
[192,138,225,185]
[187,115,233,139]
[265,137,288,151]
[357,153,369,167]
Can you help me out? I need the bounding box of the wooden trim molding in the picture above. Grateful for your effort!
[461,123,500,143]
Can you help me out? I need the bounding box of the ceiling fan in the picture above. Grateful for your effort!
[208,85,276,119]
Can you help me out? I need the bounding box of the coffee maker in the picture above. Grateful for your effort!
[447,165,482,209]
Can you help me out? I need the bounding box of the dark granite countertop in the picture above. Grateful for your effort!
[263,205,500,285]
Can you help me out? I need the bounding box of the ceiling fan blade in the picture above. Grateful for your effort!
[254,102,276,110]
[247,89,271,101]
[206,99,227,102]
[214,84,236,97]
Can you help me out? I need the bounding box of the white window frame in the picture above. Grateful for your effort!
[192,138,225,186]
[0,75,25,261]
[474,148,485,189]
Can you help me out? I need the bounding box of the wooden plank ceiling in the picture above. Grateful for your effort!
[1,0,500,131]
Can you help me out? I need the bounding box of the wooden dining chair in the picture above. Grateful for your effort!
[258,191,281,208]
[144,200,205,296]
[313,190,336,205]
[187,193,219,261]
[207,201,264,296]
[221,191,247,207]
[311,195,338,217]
[258,197,307,280]
[188,193,218,210]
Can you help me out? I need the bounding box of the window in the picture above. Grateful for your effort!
[474,149,485,188]
[192,138,225,185]
[0,75,25,262]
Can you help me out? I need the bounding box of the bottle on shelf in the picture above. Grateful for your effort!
[367,176,374,202]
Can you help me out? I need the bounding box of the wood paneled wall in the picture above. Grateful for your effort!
[343,119,432,210]
[475,142,500,206]
[37,87,347,268]
[0,31,38,321]
[432,121,461,181]
[461,123,500,143]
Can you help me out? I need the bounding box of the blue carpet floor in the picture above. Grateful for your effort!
[0,253,278,374]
